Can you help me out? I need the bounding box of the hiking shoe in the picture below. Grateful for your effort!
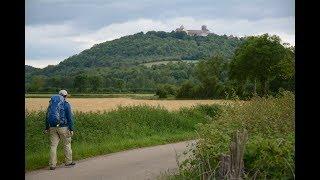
[65,162,76,166]
[49,166,56,170]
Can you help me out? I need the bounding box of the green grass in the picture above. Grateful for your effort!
[25,104,222,171]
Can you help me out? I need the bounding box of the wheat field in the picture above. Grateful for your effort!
[25,98,237,112]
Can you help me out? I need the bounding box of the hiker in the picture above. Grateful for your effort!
[45,90,75,170]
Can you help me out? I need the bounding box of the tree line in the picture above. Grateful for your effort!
[25,61,198,93]
[26,33,294,99]
[156,34,294,99]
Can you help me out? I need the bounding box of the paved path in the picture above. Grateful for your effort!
[25,141,196,180]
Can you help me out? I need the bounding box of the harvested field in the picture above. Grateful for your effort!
[25,98,239,112]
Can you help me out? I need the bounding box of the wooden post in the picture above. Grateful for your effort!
[218,155,230,179]
[253,78,257,96]
[218,130,248,180]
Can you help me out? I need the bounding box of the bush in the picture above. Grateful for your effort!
[244,135,295,179]
[156,86,168,98]
[176,81,195,99]
[163,84,177,96]
[156,84,178,98]
[173,91,295,179]
[192,104,222,118]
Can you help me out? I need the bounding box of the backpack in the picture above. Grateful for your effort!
[47,95,66,127]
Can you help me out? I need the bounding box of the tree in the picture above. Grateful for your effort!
[47,76,62,90]
[176,81,195,98]
[230,34,294,96]
[88,76,103,92]
[155,86,168,98]
[113,78,125,92]
[73,74,88,92]
[195,55,228,98]
[30,75,47,92]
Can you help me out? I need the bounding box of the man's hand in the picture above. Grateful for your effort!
[44,129,49,134]
[69,130,74,136]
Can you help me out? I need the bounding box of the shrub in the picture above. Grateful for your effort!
[156,86,168,98]
[173,91,295,179]
[192,104,222,118]
[176,81,195,99]
[244,135,295,179]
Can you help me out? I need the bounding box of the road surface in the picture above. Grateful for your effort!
[25,140,196,180]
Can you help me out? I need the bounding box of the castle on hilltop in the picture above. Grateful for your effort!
[175,25,211,36]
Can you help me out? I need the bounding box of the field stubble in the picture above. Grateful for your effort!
[25,98,239,112]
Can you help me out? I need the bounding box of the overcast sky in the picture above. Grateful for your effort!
[26,0,295,68]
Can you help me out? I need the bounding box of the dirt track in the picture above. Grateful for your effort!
[25,140,196,180]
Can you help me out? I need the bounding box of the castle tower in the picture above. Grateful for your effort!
[176,25,185,31]
[201,25,209,32]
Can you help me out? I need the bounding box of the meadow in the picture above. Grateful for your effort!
[25,92,294,179]
[25,104,222,171]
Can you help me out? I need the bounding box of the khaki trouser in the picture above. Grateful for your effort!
[49,127,73,167]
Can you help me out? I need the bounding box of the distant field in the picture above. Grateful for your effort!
[143,61,181,67]
[25,93,156,99]
[25,98,238,112]
[142,60,199,67]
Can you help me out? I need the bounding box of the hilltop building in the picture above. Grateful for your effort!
[175,25,211,36]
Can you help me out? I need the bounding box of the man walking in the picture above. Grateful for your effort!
[45,90,75,170]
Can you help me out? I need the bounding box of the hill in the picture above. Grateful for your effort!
[27,31,244,75]
[25,65,40,73]
[25,31,245,93]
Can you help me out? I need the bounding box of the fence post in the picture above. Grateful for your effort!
[218,130,248,180]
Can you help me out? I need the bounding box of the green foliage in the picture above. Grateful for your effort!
[176,55,231,99]
[29,75,47,92]
[25,105,222,171]
[176,81,196,99]
[171,91,294,179]
[88,75,103,92]
[156,84,178,98]
[73,74,88,92]
[195,55,229,98]
[244,135,295,179]
[230,34,295,96]
[192,104,222,118]
[25,31,244,93]
[26,62,198,94]
[25,32,294,99]
[156,86,168,98]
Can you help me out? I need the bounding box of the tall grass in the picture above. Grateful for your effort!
[164,91,295,179]
[25,105,222,171]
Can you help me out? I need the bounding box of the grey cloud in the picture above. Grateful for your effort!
[26,0,295,68]
[26,0,294,29]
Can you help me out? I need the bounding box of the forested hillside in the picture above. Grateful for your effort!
[26,32,294,99]
[25,31,244,93]
[59,31,243,68]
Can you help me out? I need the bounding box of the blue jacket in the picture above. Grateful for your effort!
[45,100,74,131]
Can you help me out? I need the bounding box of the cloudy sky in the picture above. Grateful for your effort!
[26,0,295,68]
